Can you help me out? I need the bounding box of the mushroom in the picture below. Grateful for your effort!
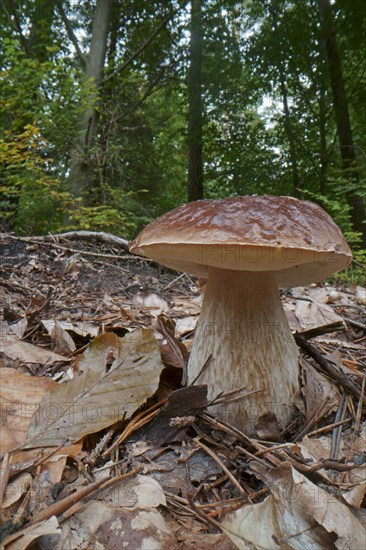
[130,196,352,433]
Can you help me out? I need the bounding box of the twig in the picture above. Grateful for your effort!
[3,231,129,250]
[344,317,366,331]
[163,272,187,290]
[331,394,348,461]
[293,397,336,442]
[0,452,11,506]
[29,469,140,525]
[103,1,188,83]
[102,397,168,457]
[306,417,352,438]
[235,445,277,469]
[194,438,248,498]
[56,0,87,66]
[189,355,212,385]
[186,493,223,532]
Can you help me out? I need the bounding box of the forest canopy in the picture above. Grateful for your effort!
[1,0,365,256]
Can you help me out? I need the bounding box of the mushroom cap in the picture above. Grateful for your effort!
[129,196,352,287]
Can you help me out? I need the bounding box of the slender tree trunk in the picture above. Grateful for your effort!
[319,0,366,247]
[270,5,300,197]
[187,0,203,202]
[67,0,113,212]
[278,65,301,198]
[318,16,328,196]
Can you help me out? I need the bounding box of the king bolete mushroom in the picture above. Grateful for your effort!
[130,196,352,433]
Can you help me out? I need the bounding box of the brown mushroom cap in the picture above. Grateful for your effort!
[130,196,352,287]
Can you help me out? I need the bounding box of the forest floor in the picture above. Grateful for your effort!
[0,233,365,549]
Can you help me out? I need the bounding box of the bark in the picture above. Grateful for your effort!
[270,6,301,197]
[278,64,301,197]
[320,0,366,247]
[67,0,113,210]
[187,0,203,202]
[319,80,328,195]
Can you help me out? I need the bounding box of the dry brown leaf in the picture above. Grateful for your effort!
[174,316,198,336]
[222,462,366,550]
[294,299,344,331]
[49,322,76,355]
[1,472,32,509]
[2,516,60,550]
[42,319,99,339]
[0,368,57,456]
[354,286,366,305]
[7,318,28,339]
[53,476,172,549]
[343,482,366,510]
[24,328,164,449]
[156,314,188,370]
[133,292,169,317]
[0,335,68,365]
[171,297,201,316]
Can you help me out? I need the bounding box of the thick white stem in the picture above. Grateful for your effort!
[188,267,300,434]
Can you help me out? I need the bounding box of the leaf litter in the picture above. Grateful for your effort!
[0,233,365,549]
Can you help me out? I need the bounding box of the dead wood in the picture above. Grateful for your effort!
[1,231,130,250]
[294,333,364,403]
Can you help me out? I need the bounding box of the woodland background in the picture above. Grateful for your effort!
[1,0,365,260]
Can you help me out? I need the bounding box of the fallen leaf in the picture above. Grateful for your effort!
[343,481,366,510]
[42,319,99,339]
[354,286,366,306]
[171,297,201,316]
[0,335,68,365]
[0,368,57,455]
[222,462,366,550]
[49,322,76,355]
[54,476,173,549]
[174,316,198,336]
[104,474,166,510]
[24,328,164,448]
[7,317,28,339]
[138,386,207,444]
[295,299,344,331]
[133,292,169,317]
[2,516,60,550]
[1,472,32,509]
[156,314,188,371]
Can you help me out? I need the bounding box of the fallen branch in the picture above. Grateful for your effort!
[295,333,364,403]
[2,231,130,250]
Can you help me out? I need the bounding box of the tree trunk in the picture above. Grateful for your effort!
[320,0,366,247]
[187,0,203,202]
[278,64,301,198]
[67,0,113,212]
[270,5,301,197]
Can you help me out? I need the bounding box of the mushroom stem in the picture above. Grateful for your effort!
[188,267,300,434]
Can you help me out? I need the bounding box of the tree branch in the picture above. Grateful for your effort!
[2,231,130,250]
[56,0,86,67]
[103,0,189,83]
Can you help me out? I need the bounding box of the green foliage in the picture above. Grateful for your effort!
[302,184,366,285]
[1,0,365,262]
[0,125,70,233]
